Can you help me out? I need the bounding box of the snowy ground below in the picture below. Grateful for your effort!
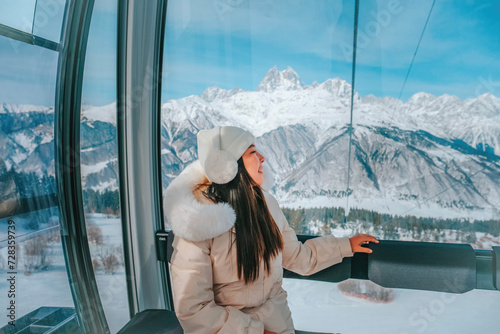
[283,279,500,334]
[2,268,499,334]
[1,214,499,333]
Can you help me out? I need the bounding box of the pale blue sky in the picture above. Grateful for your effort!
[1,0,499,107]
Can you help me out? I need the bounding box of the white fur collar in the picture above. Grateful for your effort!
[163,161,236,242]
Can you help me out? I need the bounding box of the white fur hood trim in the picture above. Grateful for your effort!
[163,161,236,242]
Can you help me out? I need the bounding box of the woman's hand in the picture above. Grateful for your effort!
[264,331,277,334]
[349,234,379,253]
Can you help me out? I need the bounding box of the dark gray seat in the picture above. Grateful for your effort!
[117,309,182,334]
[118,309,331,334]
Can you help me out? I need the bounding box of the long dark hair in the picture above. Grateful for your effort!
[196,159,283,283]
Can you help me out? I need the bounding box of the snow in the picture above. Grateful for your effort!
[257,66,305,92]
[249,69,499,153]
[279,193,499,222]
[81,103,117,126]
[0,215,129,333]
[6,67,500,158]
[284,279,500,334]
[12,132,37,154]
[89,180,119,192]
[81,158,117,178]
[1,103,51,114]
[7,69,500,224]
[343,196,498,221]
[36,125,54,145]
[158,66,500,158]
[2,215,499,333]
[8,77,492,220]
[81,146,98,152]
[10,150,28,165]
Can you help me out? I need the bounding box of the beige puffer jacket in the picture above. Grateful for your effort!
[164,161,354,334]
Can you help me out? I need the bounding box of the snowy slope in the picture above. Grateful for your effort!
[158,67,500,219]
[2,67,499,219]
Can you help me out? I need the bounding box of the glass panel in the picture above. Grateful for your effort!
[80,0,128,332]
[32,0,67,42]
[0,36,58,105]
[161,1,500,333]
[161,0,354,189]
[0,0,36,33]
[0,36,75,328]
[0,209,76,327]
[350,0,500,249]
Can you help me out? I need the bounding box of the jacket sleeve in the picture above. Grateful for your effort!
[171,236,264,334]
[264,192,354,276]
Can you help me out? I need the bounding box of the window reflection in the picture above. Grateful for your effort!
[160,0,499,252]
[0,38,58,105]
[32,0,67,42]
[0,0,36,33]
[0,209,73,328]
[80,0,128,332]
[0,33,74,328]
[352,0,500,249]
[161,1,500,332]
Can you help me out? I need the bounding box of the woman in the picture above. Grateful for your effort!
[164,126,378,334]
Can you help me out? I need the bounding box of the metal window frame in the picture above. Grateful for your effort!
[117,0,169,317]
[54,0,110,333]
[0,22,59,51]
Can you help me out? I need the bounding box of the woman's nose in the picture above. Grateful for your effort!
[257,152,265,162]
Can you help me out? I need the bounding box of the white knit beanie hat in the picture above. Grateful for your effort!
[197,126,255,184]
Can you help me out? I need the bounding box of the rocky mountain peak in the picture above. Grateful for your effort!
[257,66,304,92]
[319,77,351,97]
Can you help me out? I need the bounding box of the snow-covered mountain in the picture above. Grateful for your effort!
[160,67,500,220]
[2,67,499,220]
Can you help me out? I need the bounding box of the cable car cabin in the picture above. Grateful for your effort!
[0,0,499,333]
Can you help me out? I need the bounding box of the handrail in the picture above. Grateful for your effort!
[288,236,498,292]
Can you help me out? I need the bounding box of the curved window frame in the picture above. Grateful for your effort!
[54,0,110,332]
[116,0,171,317]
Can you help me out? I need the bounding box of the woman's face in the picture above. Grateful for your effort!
[242,144,265,186]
